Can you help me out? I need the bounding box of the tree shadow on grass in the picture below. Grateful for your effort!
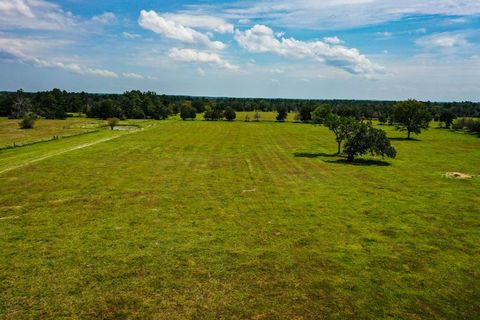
[389,137,421,142]
[293,152,338,158]
[325,158,392,166]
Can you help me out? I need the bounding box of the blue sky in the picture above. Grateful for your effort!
[1,0,479,101]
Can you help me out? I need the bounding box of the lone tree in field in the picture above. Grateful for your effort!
[378,113,388,125]
[224,107,236,121]
[180,105,196,120]
[324,114,357,154]
[253,111,261,122]
[439,110,456,129]
[12,95,33,119]
[19,112,37,129]
[107,117,120,130]
[312,104,332,124]
[298,105,313,122]
[393,99,432,139]
[276,106,288,122]
[152,104,170,120]
[343,121,397,162]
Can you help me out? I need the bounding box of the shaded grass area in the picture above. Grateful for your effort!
[0,120,479,319]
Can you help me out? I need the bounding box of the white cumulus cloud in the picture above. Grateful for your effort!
[234,25,383,76]
[122,72,144,79]
[376,31,393,37]
[91,12,116,24]
[122,32,141,39]
[162,13,234,34]
[0,0,76,30]
[138,10,226,50]
[416,33,470,49]
[168,48,239,70]
[323,36,343,44]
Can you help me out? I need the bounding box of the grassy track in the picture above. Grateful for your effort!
[0,119,479,319]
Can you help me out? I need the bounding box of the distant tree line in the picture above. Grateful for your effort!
[1,89,479,121]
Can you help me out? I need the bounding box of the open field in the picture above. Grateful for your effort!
[1,117,479,319]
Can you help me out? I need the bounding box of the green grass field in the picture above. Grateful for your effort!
[1,115,479,319]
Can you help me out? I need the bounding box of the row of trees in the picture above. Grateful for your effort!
[452,118,480,133]
[180,105,238,121]
[310,99,479,163]
[303,99,435,162]
[309,99,432,140]
[1,89,479,120]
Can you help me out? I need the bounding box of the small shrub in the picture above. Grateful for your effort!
[378,114,387,125]
[204,106,222,121]
[253,111,261,122]
[276,106,288,122]
[224,107,236,121]
[244,114,251,122]
[439,110,456,129]
[19,112,37,129]
[452,117,467,130]
[471,120,480,133]
[298,105,313,122]
[107,117,120,130]
[453,118,480,132]
[180,105,196,120]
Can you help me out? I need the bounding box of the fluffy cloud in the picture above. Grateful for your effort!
[323,36,343,45]
[234,25,383,76]
[0,36,118,78]
[162,13,234,34]
[122,32,141,39]
[0,0,76,30]
[376,32,393,37]
[416,33,470,49]
[138,10,226,50]
[91,12,116,25]
[168,48,239,70]
[122,72,144,79]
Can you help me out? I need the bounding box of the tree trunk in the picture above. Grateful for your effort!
[347,154,354,162]
[337,141,341,155]
[407,130,411,139]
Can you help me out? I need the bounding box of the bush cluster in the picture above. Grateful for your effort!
[452,118,480,133]
[19,112,38,129]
